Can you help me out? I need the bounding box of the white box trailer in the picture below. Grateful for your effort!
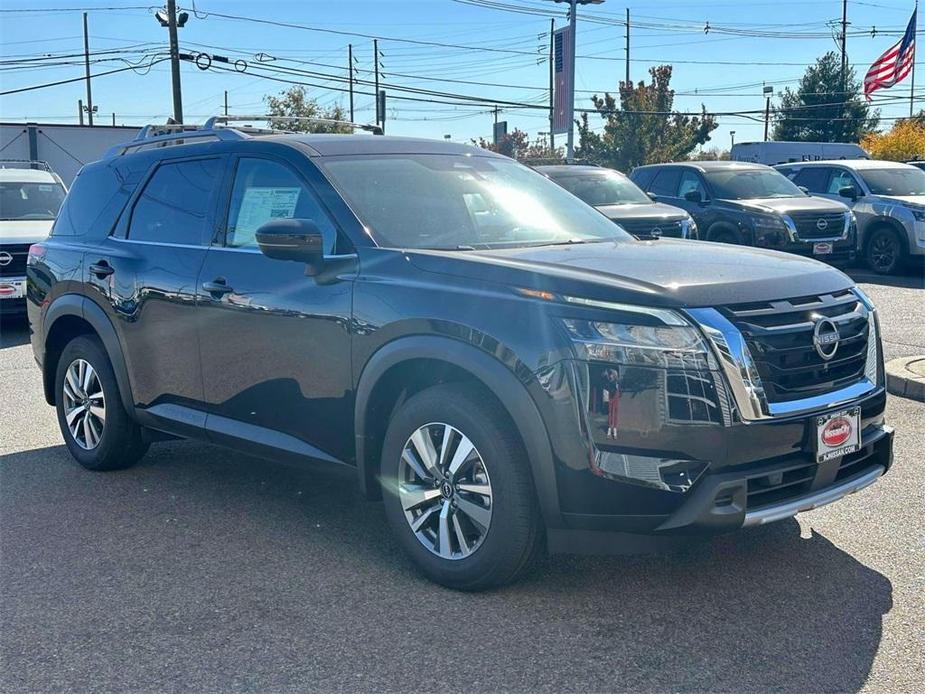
[0,122,140,185]
[731,141,869,166]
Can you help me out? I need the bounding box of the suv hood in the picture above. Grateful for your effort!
[0,219,53,243]
[407,238,852,307]
[594,201,688,222]
[869,194,925,207]
[722,196,848,215]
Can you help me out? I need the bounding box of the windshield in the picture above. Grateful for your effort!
[704,169,806,200]
[550,171,652,206]
[319,154,631,250]
[859,167,925,196]
[0,181,66,221]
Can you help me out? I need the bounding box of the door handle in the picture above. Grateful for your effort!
[203,278,234,296]
[89,261,114,279]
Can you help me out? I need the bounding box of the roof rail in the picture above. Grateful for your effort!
[104,114,384,158]
[0,159,52,172]
[204,114,384,135]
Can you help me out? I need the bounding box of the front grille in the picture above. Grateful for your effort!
[615,218,683,238]
[0,243,29,277]
[721,289,869,402]
[788,211,847,240]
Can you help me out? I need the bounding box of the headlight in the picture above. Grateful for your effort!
[681,217,698,239]
[749,214,787,232]
[562,317,716,370]
[905,204,925,222]
[853,287,882,385]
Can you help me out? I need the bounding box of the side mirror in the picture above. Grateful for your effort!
[684,190,703,203]
[255,218,324,270]
[838,185,859,201]
[647,192,658,202]
[798,185,810,194]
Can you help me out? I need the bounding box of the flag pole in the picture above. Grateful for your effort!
[912,1,918,117]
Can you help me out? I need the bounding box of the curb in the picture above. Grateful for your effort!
[885,356,925,403]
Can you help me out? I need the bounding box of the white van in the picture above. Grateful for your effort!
[732,141,868,166]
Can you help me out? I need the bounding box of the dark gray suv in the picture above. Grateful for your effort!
[27,118,893,589]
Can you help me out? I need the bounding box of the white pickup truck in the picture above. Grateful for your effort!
[0,161,67,315]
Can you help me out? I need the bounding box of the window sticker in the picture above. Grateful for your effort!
[38,184,54,192]
[235,186,301,235]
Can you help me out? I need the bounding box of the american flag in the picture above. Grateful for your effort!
[864,8,917,100]
[552,26,572,134]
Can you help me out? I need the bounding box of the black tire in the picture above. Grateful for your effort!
[380,383,542,590]
[710,227,741,245]
[865,226,905,274]
[54,335,148,471]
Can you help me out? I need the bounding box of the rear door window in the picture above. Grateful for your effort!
[127,158,221,245]
[792,167,830,193]
[649,168,683,197]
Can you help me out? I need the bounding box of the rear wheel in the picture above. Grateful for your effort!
[54,335,148,471]
[380,383,542,590]
[865,227,905,274]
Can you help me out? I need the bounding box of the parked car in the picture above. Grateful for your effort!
[536,165,697,239]
[776,159,925,274]
[0,160,66,315]
[731,141,868,165]
[27,120,893,589]
[631,161,857,264]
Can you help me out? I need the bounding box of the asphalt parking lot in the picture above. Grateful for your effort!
[1,268,923,693]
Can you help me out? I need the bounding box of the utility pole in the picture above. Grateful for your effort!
[374,39,380,125]
[348,44,355,122]
[167,0,183,123]
[840,0,848,101]
[763,85,773,141]
[494,105,500,124]
[111,113,115,126]
[730,130,736,148]
[78,99,84,126]
[625,8,630,85]
[82,12,93,126]
[548,18,555,151]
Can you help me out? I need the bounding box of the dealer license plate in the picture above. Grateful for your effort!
[814,407,861,463]
[813,241,834,255]
[0,279,25,300]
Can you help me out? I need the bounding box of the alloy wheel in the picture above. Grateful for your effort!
[398,422,493,560]
[870,232,899,273]
[62,358,106,450]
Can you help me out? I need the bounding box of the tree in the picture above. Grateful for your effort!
[861,119,925,161]
[264,86,352,133]
[687,146,729,161]
[575,65,717,171]
[773,52,879,143]
[473,128,530,158]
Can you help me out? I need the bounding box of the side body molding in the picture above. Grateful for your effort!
[353,335,561,527]
[42,294,135,414]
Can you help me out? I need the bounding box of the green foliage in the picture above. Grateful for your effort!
[575,65,718,171]
[473,129,564,162]
[773,52,879,143]
[263,86,352,133]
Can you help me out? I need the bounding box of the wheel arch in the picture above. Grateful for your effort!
[862,217,908,253]
[354,335,560,526]
[42,295,134,414]
[705,220,744,243]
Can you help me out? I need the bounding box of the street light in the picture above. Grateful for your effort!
[730,130,736,148]
[553,0,606,163]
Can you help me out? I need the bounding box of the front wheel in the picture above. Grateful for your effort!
[54,335,148,471]
[865,227,905,274]
[380,383,542,590]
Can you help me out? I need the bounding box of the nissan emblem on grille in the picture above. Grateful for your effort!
[816,218,829,231]
[813,317,840,360]
[0,252,12,267]
[650,227,662,237]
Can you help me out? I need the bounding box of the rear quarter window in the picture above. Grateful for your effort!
[52,161,135,237]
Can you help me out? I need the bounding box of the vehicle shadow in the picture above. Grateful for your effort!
[0,314,30,348]
[846,265,925,289]
[0,441,892,693]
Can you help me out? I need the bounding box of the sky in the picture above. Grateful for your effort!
[1,0,922,153]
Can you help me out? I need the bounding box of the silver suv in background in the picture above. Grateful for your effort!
[0,161,67,314]
[776,160,925,274]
